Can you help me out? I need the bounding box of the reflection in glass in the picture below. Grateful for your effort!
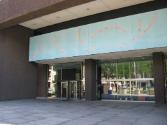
[101,60,155,101]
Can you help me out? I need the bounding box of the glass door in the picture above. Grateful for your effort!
[61,81,68,99]
[69,81,78,99]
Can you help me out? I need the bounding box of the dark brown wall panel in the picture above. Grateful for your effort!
[85,59,97,100]
[0,25,37,100]
[153,52,166,104]
[37,64,48,97]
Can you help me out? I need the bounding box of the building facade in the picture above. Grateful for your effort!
[0,0,167,104]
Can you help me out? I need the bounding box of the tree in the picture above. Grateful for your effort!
[101,63,116,79]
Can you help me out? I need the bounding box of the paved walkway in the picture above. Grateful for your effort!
[0,99,166,125]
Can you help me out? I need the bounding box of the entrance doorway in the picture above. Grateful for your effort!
[61,81,68,99]
[61,80,81,100]
[48,62,85,100]
[69,81,78,99]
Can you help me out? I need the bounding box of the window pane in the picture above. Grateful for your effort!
[101,59,154,101]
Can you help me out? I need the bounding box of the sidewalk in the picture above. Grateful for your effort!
[0,99,166,125]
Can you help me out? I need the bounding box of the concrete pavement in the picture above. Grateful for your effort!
[0,99,166,125]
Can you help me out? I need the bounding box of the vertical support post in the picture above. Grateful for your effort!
[56,69,62,98]
[152,52,166,104]
[97,63,102,100]
[85,59,97,100]
[37,64,48,98]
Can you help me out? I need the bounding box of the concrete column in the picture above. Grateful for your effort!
[97,64,102,100]
[56,69,62,98]
[152,52,166,104]
[37,64,48,98]
[85,59,97,100]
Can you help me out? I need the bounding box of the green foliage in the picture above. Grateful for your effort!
[101,60,152,79]
[101,63,116,78]
[136,61,152,77]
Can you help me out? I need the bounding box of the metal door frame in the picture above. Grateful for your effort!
[61,81,68,99]
[69,80,78,99]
